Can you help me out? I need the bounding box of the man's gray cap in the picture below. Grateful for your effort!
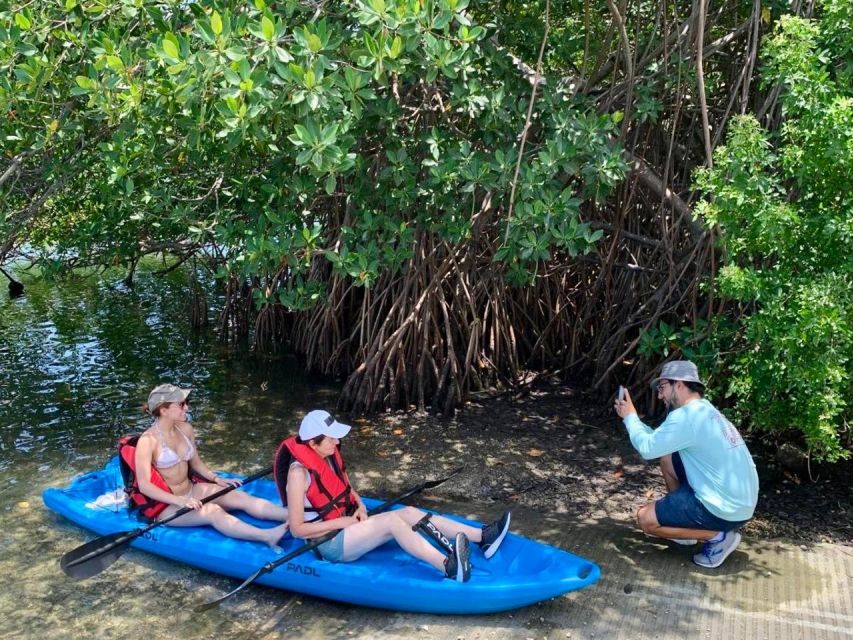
[147,383,191,414]
[650,360,705,389]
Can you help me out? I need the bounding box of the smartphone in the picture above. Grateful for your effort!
[617,385,626,401]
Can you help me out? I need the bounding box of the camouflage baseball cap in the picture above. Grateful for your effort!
[650,360,705,389]
[147,383,191,414]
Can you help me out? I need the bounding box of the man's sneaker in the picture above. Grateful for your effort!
[644,532,697,545]
[480,511,511,559]
[668,537,698,546]
[444,533,471,582]
[693,531,741,568]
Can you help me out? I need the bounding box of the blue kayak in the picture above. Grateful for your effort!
[43,457,600,614]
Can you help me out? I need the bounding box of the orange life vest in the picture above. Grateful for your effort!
[273,435,356,521]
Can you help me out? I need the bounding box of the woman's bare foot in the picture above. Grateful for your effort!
[262,522,290,550]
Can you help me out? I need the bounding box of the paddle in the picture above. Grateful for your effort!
[196,465,464,611]
[60,466,273,580]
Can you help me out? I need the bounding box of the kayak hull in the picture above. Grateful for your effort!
[43,458,600,614]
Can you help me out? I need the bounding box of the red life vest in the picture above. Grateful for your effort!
[117,433,172,520]
[273,435,356,521]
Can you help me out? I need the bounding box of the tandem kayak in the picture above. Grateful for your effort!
[43,457,600,614]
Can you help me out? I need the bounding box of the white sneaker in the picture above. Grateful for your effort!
[693,531,741,568]
[644,532,697,545]
[669,538,698,546]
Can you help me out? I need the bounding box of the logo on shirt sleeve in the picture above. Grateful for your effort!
[714,412,744,447]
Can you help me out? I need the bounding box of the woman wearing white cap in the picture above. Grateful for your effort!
[276,410,511,582]
[130,384,290,548]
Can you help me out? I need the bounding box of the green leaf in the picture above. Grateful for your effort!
[274,46,293,62]
[162,34,180,60]
[211,11,223,36]
[325,174,336,194]
[262,16,275,40]
[105,55,124,72]
[293,123,312,144]
[389,36,402,59]
[14,13,31,30]
[433,11,452,30]
[223,67,241,85]
[224,47,245,61]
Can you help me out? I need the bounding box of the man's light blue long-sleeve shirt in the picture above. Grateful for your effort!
[623,398,759,522]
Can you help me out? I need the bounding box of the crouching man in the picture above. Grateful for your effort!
[614,361,759,568]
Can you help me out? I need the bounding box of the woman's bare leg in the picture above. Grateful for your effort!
[160,502,288,547]
[192,484,289,522]
[340,512,447,570]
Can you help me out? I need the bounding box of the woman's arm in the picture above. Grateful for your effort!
[134,433,191,507]
[350,488,368,521]
[182,423,242,488]
[286,464,357,539]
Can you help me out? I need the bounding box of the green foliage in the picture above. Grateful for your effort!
[1,0,623,295]
[637,319,718,364]
[692,3,852,461]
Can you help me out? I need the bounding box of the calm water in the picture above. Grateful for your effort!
[0,265,342,638]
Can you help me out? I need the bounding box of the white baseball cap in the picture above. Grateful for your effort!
[299,409,351,440]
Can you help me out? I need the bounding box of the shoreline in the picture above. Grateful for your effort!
[342,380,851,545]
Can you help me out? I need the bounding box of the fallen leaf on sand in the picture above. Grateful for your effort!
[528,448,543,457]
[613,466,624,478]
[393,428,404,435]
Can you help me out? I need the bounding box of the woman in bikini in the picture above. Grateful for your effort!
[134,383,289,548]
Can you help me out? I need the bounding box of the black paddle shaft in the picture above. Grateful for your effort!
[196,466,464,611]
[60,465,273,580]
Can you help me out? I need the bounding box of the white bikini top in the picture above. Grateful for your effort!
[153,421,195,470]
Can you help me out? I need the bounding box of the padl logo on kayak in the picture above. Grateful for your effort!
[286,562,320,578]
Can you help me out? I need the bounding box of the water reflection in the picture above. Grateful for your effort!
[0,263,341,636]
